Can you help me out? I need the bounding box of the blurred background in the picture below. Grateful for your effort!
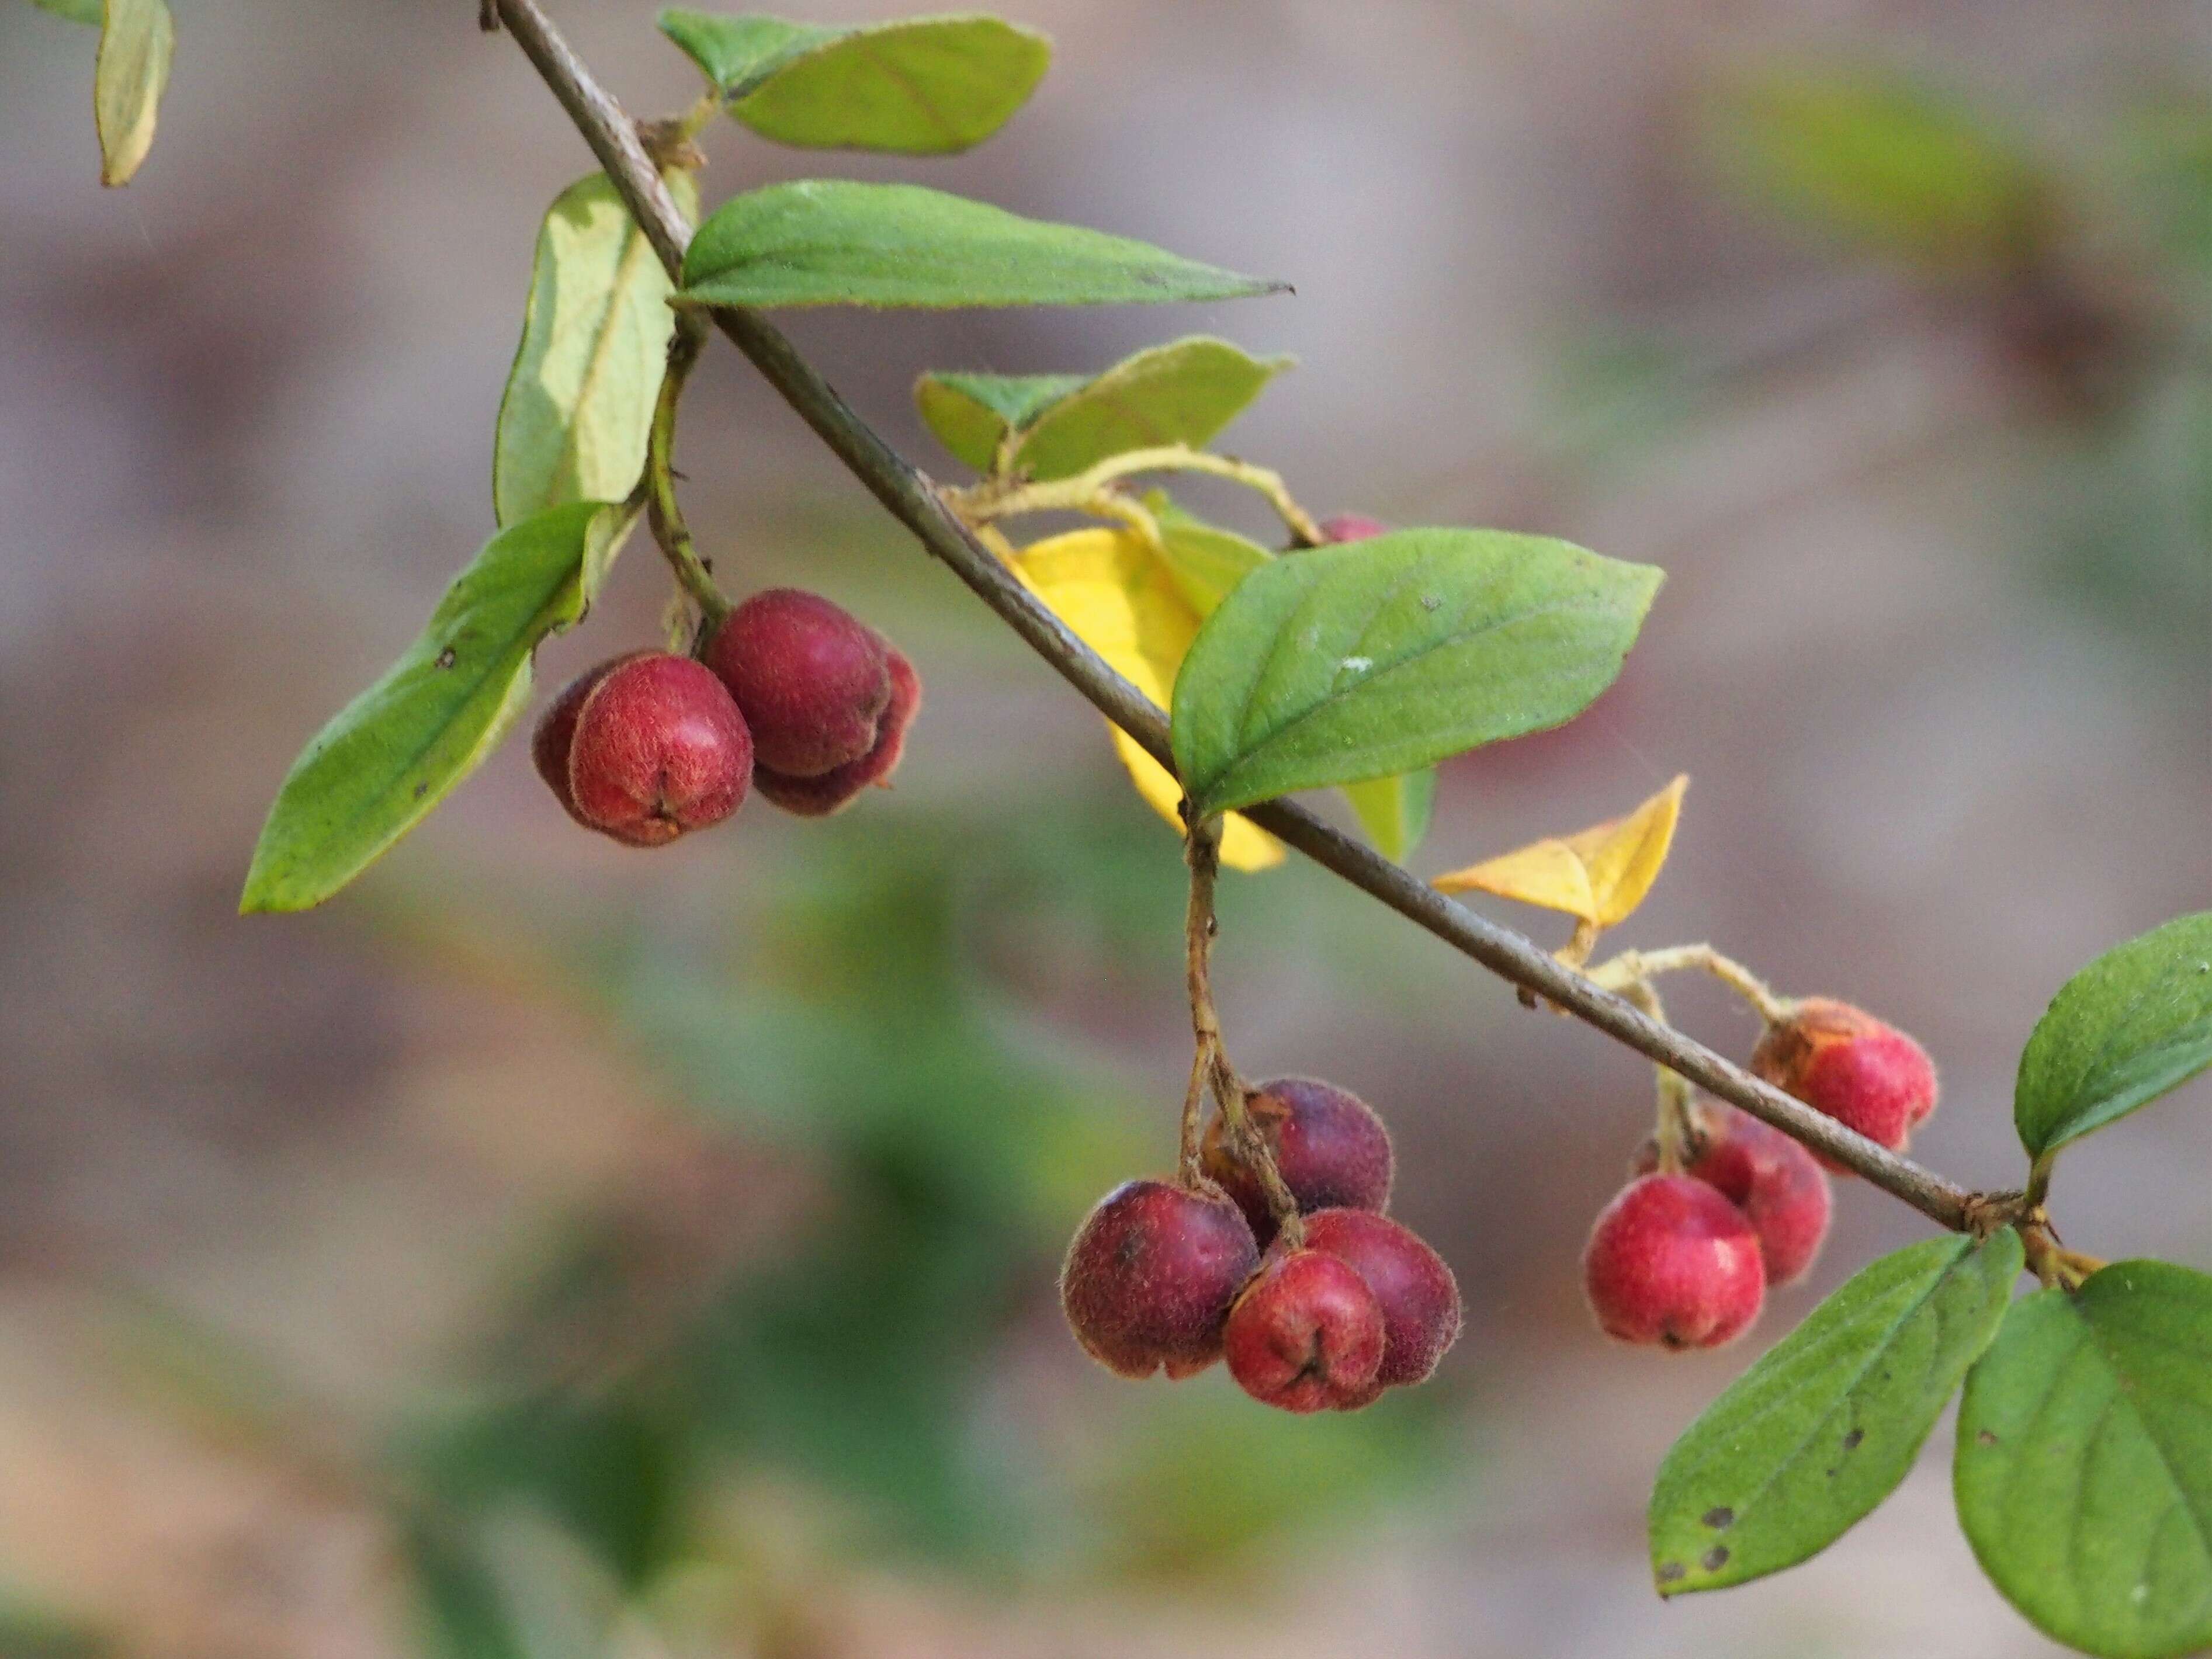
[2,0,2208,1654]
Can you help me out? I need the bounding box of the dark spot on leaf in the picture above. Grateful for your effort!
[1842,1429,1864,1452]
[435,647,457,669]
[1701,1507,1734,1530]
[1656,1562,1686,1584]
[1701,1546,1730,1572]
[1825,1467,1838,1478]
[1977,1429,1998,1447]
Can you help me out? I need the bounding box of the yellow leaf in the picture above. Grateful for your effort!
[1011,528,1282,872]
[1434,774,1686,928]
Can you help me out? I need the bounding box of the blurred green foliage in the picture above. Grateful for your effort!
[1698,64,2056,275]
[380,794,1464,1653]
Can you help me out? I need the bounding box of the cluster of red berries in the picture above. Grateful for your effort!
[1061,1079,1462,1411]
[1583,999,1937,1349]
[532,588,920,842]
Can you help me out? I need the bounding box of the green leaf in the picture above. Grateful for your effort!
[1700,65,2052,272]
[657,10,828,90]
[1147,492,1274,616]
[677,182,1285,311]
[29,0,103,26]
[916,338,1291,480]
[1956,1261,2212,1659]
[913,372,1090,471]
[93,0,172,187]
[2014,913,2212,1164]
[240,502,639,914]
[1169,529,1662,818]
[658,9,1051,155]
[1341,771,1436,862]
[494,171,696,529]
[1649,1230,2022,1596]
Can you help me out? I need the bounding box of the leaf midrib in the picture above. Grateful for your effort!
[1202,567,1610,806]
[254,559,580,900]
[1666,1243,1977,1569]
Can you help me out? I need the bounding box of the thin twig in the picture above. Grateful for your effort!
[946,442,1324,547]
[486,0,1979,1237]
[1183,817,1303,1243]
[645,315,732,628]
[1587,943,1791,1025]
[1620,977,1696,1174]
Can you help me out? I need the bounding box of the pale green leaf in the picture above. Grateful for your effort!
[1649,1231,2020,1595]
[1701,65,2052,272]
[913,373,1088,471]
[494,171,696,528]
[1341,771,1436,863]
[657,11,829,91]
[240,502,640,914]
[2016,913,2212,1162]
[914,338,1289,478]
[658,10,1050,155]
[1147,494,1273,616]
[30,0,103,26]
[1956,1261,2212,1659]
[93,0,172,187]
[677,182,1285,311]
[1169,529,1662,818]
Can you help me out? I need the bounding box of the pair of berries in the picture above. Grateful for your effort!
[532,588,920,844]
[1582,1000,1936,1349]
[1060,1079,1462,1412]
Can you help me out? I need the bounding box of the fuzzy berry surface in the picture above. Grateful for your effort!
[1224,1247,1386,1412]
[753,647,920,817]
[559,653,752,846]
[1200,1077,1393,1244]
[533,651,647,827]
[1583,1174,1766,1350]
[705,588,894,779]
[1060,1179,1258,1380]
[1296,1207,1462,1388]
[1751,998,1937,1169]
[1637,1105,1832,1287]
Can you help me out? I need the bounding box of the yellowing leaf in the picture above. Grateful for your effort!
[1434,774,1686,928]
[1011,527,1281,872]
[95,0,174,188]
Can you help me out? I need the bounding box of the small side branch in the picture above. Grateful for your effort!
[945,443,1324,548]
[1586,943,1790,1024]
[644,317,731,630]
[1183,817,1302,1244]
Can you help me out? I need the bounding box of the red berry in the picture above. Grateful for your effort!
[705,589,894,778]
[1298,1207,1462,1388]
[1583,1174,1765,1350]
[1060,1179,1258,1380]
[1224,1248,1385,1412]
[751,647,921,818]
[554,653,752,845]
[1200,1077,1393,1244]
[1636,1105,1832,1287]
[1750,998,1938,1171]
[1316,513,1388,543]
[533,651,648,827]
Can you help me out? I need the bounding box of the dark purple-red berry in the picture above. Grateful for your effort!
[1298,1207,1461,1389]
[1060,1179,1258,1380]
[1200,1077,1393,1243]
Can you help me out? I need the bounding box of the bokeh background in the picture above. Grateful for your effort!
[2,1,2208,1654]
